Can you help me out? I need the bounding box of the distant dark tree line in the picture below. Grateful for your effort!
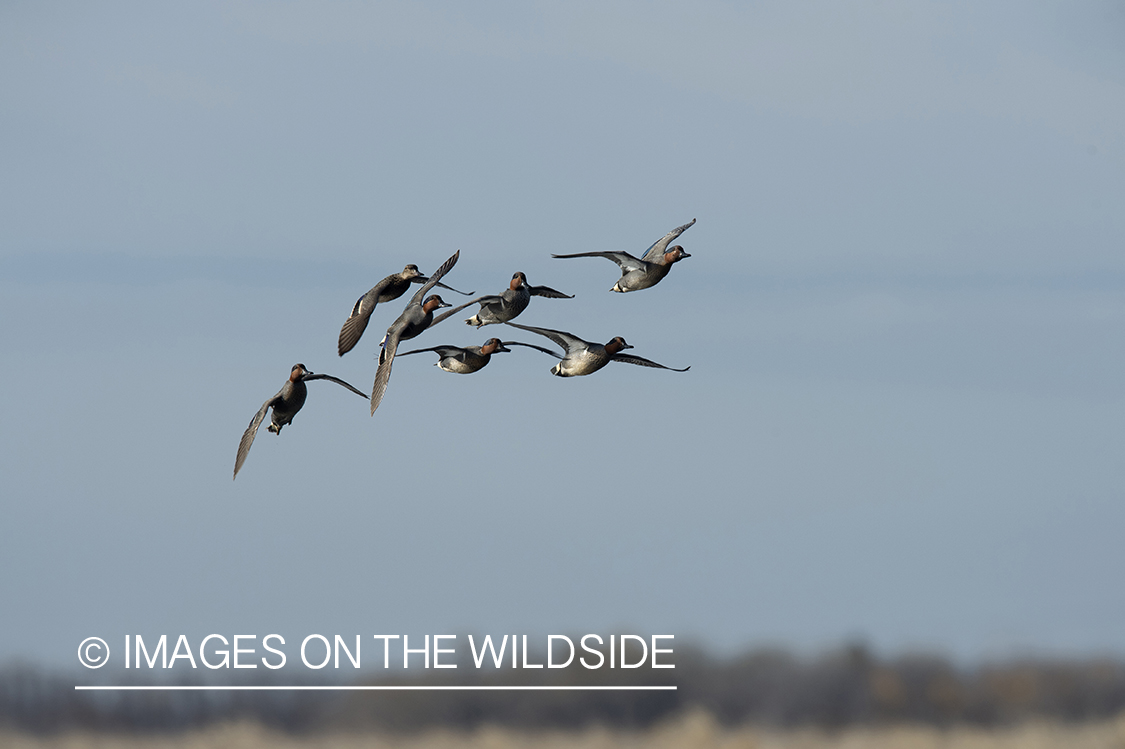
[4,644,1125,733]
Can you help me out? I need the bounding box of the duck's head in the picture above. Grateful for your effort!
[480,338,510,355]
[664,245,691,263]
[422,295,451,312]
[290,363,310,381]
[605,337,633,355]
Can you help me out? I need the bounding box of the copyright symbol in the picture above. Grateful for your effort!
[78,637,110,668]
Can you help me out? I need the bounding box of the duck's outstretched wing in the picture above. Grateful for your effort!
[302,373,368,398]
[611,354,690,372]
[412,276,474,296]
[640,218,696,263]
[405,250,461,307]
[396,345,463,358]
[528,284,574,299]
[338,275,398,356]
[370,330,401,415]
[428,294,499,327]
[552,251,645,273]
[371,253,458,415]
[502,341,563,359]
[234,391,281,479]
[504,322,586,355]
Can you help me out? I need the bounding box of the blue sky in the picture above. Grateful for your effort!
[2,1,1124,670]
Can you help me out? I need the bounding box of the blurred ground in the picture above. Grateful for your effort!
[5,711,1125,749]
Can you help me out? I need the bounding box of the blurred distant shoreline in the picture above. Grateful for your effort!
[6,713,1125,749]
[6,644,1125,735]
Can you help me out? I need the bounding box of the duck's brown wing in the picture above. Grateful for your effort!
[397,344,462,358]
[640,218,696,263]
[611,353,690,372]
[552,250,645,273]
[428,294,499,327]
[302,373,368,398]
[502,341,563,359]
[370,330,402,415]
[504,322,587,355]
[338,275,399,356]
[338,313,371,357]
[405,250,460,307]
[528,285,574,299]
[411,276,474,296]
[234,391,281,479]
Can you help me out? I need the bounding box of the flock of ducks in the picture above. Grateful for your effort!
[234,218,697,479]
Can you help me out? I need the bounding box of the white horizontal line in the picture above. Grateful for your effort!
[75,685,676,691]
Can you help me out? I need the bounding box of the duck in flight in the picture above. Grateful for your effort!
[397,337,558,374]
[552,218,695,292]
[337,264,472,356]
[370,250,461,414]
[505,322,690,377]
[431,271,572,328]
[234,364,367,479]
